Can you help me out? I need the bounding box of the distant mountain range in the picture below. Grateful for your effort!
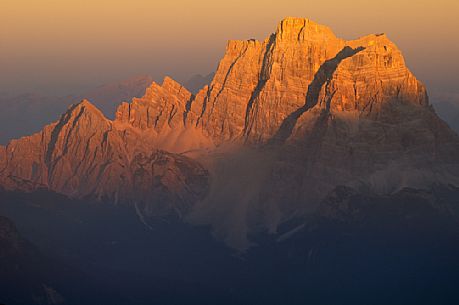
[0,75,153,144]
[0,73,217,145]
[184,73,215,94]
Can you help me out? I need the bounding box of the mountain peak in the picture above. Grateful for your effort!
[161,76,189,93]
[68,99,106,120]
[114,76,192,131]
[77,98,95,107]
[276,17,337,41]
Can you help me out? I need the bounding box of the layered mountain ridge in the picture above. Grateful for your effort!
[1,17,459,248]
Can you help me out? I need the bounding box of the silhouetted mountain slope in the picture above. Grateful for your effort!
[0,190,243,305]
[1,185,459,305]
[0,214,115,305]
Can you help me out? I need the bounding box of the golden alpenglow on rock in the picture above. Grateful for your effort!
[1,18,459,248]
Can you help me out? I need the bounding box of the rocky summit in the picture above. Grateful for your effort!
[1,17,459,248]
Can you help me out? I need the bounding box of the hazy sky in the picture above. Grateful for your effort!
[1,0,458,97]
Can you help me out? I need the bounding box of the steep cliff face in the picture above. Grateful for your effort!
[185,18,342,143]
[184,18,431,145]
[1,17,459,248]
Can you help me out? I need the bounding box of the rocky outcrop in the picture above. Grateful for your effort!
[115,77,192,131]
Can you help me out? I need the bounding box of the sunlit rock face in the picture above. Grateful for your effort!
[1,17,459,248]
[185,18,430,145]
[189,18,345,143]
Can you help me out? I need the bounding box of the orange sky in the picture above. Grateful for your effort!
[1,0,458,96]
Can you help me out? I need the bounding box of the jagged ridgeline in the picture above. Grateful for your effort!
[1,17,459,248]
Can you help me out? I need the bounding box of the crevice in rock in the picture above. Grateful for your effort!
[195,87,212,127]
[243,33,276,140]
[168,104,177,127]
[62,106,86,155]
[154,108,164,128]
[45,103,81,167]
[297,19,307,41]
[61,131,98,190]
[183,94,195,126]
[269,46,365,145]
